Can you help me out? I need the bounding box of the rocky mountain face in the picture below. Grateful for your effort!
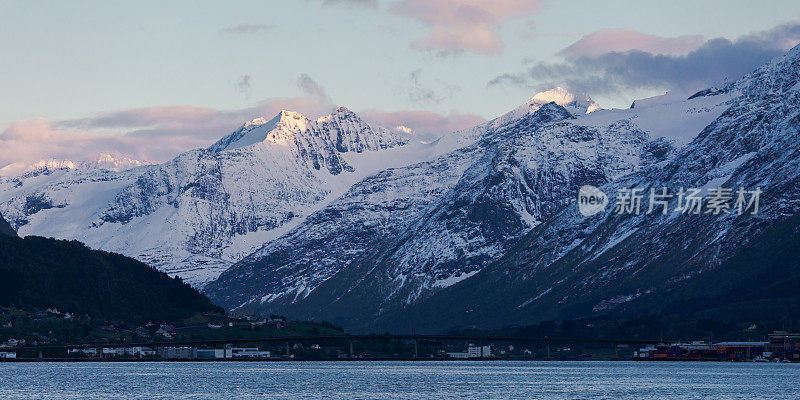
[205,80,735,327]
[353,45,800,333]
[0,107,413,286]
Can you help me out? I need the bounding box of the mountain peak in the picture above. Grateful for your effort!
[86,153,148,171]
[334,105,354,114]
[209,107,406,154]
[210,110,313,152]
[209,114,282,152]
[318,106,360,123]
[278,110,307,121]
[528,87,601,114]
[489,87,601,129]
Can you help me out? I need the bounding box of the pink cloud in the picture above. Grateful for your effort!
[559,29,706,57]
[0,75,339,175]
[0,72,487,174]
[55,97,335,143]
[0,118,209,175]
[490,22,800,98]
[391,0,543,55]
[360,109,485,139]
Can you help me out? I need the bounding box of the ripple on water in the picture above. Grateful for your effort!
[0,361,798,400]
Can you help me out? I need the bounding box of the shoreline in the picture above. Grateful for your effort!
[2,358,794,363]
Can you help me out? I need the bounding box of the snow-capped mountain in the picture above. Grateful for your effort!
[5,40,791,335]
[0,153,150,177]
[87,153,149,171]
[501,87,601,123]
[0,107,420,286]
[205,82,735,325]
[333,45,800,333]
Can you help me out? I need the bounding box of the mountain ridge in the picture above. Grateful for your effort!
[204,87,728,321]
[205,47,798,332]
[355,44,800,332]
[0,107,419,286]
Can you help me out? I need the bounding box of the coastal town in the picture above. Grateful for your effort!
[633,332,800,362]
[2,319,798,362]
[2,306,800,362]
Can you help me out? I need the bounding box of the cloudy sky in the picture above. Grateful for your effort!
[1,0,799,173]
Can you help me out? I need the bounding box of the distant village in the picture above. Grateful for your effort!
[3,331,799,362]
[0,342,500,362]
[2,307,799,362]
[633,332,800,362]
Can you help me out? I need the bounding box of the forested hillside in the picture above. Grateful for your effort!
[0,233,222,323]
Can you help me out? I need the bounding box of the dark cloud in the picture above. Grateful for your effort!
[405,69,460,105]
[408,69,440,104]
[297,74,335,108]
[490,21,800,97]
[558,29,705,57]
[236,75,252,100]
[221,23,276,35]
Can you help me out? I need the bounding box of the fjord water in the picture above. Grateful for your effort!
[1,361,798,399]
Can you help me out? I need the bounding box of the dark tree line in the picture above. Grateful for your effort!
[0,234,222,324]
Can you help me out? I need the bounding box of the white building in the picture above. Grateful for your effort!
[227,347,270,358]
[68,348,98,356]
[448,345,492,359]
[468,345,491,358]
[675,341,713,351]
[102,347,126,357]
[125,347,155,357]
[0,352,16,359]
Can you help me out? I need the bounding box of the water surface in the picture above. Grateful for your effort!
[1,361,798,399]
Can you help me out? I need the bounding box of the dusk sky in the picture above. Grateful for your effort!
[2,0,799,173]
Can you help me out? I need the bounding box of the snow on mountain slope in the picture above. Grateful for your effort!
[0,153,150,177]
[515,87,601,116]
[203,95,608,310]
[364,44,800,333]
[88,153,149,171]
[433,87,603,154]
[0,107,429,287]
[205,84,734,324]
